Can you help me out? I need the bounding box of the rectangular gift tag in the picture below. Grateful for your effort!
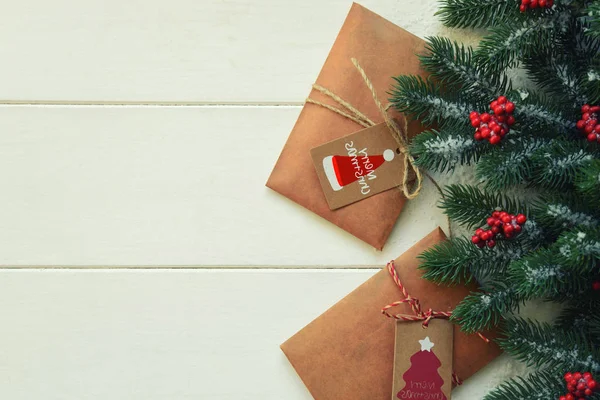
[392,319,453,400]
[310,122,407,210]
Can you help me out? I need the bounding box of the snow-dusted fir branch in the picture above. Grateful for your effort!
[555,228,600,270]
[500,318,600,372]
[532,143,595,189]
[476,136,551,189]
[437,0,520,29]
[484,371,567,400]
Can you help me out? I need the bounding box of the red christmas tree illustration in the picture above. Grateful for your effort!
[397,337,447,400]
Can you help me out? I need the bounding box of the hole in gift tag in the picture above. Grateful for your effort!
[396,148,401,154]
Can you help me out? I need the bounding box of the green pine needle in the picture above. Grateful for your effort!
[436,0,521,29]
[484,370,572,400]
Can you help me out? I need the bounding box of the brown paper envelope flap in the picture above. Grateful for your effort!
[267,3,427,249]
[281,228,502,400]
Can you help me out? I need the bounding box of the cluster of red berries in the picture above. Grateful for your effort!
[576,104,600,143]
[471,211,527,248]
[470,96,516,145]
[520,0,553,12]
[560,372,597,400]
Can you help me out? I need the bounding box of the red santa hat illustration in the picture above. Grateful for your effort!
[323,149,395,191]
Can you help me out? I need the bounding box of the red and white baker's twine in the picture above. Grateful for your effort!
[381,260,489,386]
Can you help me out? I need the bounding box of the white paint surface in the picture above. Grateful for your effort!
[0,1,531,398]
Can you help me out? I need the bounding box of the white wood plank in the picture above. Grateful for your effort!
[0,105,453,266]
[0,0,481,103]
[0,269,524,399]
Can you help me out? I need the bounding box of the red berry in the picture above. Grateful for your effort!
[481,128,491,138]
[474,132,482,141]
[492,211,500,218]
[493,106,504,116]
[497,96,507,104]
[588,133,597,142]
[489,135,501,145]
[499,211,508,218]
[565,372,574,381]
[505,102,515,113]
[514,224,522,233]
[574,373,582,380]
[585,124,594,134]
[502,216,512,224]
[530,0,538,7]
[583,105,591,113]
[492,226,500,234]
[588,380,597,389]
[476,228,483,235]
[585,389,593,396]
[520,4,527,11]
[559,397,567,400]
[507,115,515,125]
[570,379,578,387]
[577,382,586,391]
[491,124,502,134]
[495,219,502,226]
[566,394,574,400]
[539,0,547,6]
[583,112,591,121]
[583,372,592,380]
[470,111,478,119]
[486,217,496,226]
[516,214,527,224]
[487,239,496,248]
[471,118,481,127]
[497,115,506,123]
[595,124,600,132]
[491,100,499,108]
[481,113,491,123]
[591,105,600,113]
[577,120,586,130]
[504,224,514,235]
[472,235,481,244]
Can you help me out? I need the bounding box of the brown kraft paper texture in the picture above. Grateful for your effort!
[280,228,502,400]
[266,3,428,250]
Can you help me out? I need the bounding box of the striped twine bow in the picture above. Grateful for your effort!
[381,260,489,386]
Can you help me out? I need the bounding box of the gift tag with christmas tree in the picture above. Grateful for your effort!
[310,122,410,210]
[392,319,453,400]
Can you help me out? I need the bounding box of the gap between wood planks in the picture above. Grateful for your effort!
[0,100,304,107]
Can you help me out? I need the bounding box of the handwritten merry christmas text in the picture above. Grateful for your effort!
[345,141,376,195]
[397,380,445,400]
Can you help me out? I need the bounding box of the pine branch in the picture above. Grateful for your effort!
[533,197,599,237]
[436,0,521,29]
[418,237,526,285]
[555,227,600,271]
[576,159,600,205]
[512,90,577,136]
[476,9,571,72]
[587,1,600,39]
[390,75,475,126]
[509,247,595,300]
[409,124,485,172]
[484,370,569,400]
[440,184,527,228]
[451,281,520,333]
[499,317,600,372]
[557,303,600,343]
[531,140,596,190]
[419,37,511,101]
[476,136,552,190]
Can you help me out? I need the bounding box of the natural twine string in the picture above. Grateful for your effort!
[306,58,422,200]
[306,58,453,237]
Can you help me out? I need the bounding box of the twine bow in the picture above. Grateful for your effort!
[306,58,423,200]
[381,261,452,327]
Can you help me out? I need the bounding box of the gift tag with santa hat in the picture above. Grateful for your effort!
[310,122,412,210]
[392,319,453,400]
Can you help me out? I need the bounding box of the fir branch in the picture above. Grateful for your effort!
[533,197,599,236]
[476,9,571,72]
[509,248,592,300]
[484,370,568,400]
[476,136,551,190]
[555,227,600,271]
[500,317,600,372]
[451,281,520,333]
[531,140,596,190]
[436,0,520,29]
[390,75,475,125]
[576,159,600,205]
[419,37,510,100]
[409,124,484,172]
[585,66,600,104]
[418,237,526,285]
[441,184,526,228]
[556,303,600,342]
[587,1,600,39]
[512,90,576,135]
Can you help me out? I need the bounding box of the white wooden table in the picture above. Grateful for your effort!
[0,1,526,398]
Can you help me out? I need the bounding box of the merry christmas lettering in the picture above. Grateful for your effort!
[398,383,445,400]
[344,141,376,195]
